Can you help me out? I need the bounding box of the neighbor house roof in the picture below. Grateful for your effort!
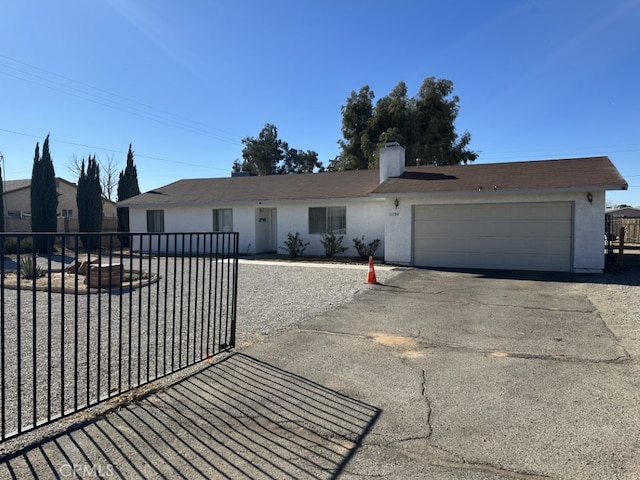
[606,207,640,218]
[4,177,77,194]
[3,179,33,193]
[372,156,628,196]
[3,177,117,205]
[118,156,627,207]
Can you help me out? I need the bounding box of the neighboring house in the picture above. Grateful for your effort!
[606,207,640,218]
[606,207,640,243]
[118,143,628,273]
[3,177,117,232]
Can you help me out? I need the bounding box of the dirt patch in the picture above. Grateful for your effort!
[369,333,425,359]
[370,332,418,349]
[2,271,160,294]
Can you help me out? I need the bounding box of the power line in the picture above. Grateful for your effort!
[0,67,240,144]
[478,149,640,162]
[0,55,242,144]
[0,53,240,138]
[0,127,229,172]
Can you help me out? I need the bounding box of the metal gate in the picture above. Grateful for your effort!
[0,232,239,442]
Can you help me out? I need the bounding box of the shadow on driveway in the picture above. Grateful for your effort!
[0,353,380,479]
[417,265,640,287]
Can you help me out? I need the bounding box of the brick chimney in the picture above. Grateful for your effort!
[379,141,405,183]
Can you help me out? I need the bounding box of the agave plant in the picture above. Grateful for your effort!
[20,257,44,280]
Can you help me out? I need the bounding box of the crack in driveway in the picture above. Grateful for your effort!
[388,370,553,480]
[474,301,596,314]
[298,328,631,364]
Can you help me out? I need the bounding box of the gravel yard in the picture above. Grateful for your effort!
[573,267,640,359]
[235,259,403,347]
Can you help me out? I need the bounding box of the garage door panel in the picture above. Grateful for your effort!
[413,202,572,272]
[417,219,572,237]
[414,203,569,221]
[416,236,571,254]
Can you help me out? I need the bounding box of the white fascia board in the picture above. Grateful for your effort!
[370,185,626,199]
[123,196,385,209]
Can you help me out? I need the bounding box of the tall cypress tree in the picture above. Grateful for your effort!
[30,135,58,252]
[117,144,141,247]
[30,141,41,229]
[0,166,5,235]
[77,155,103,250]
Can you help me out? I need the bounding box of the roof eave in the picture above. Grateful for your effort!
[370,184,629,198]
[119,195,383,209]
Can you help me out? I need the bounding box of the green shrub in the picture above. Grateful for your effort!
[279,232,309,258]
[2,237,34,254]
[2,237,17,254]
[320,233,348,258]
[352,236,381,260]
[20,257,44,279]
[20,237,34,253]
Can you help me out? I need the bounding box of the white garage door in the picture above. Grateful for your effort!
[413,202,573,272]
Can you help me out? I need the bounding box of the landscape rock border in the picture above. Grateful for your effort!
[1,269,160,295]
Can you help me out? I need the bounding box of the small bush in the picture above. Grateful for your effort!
[320,233,348,258]
[352,236,381,260]
[20,257,44,279]
[2,237,34,254]
[279,232,309,258]
[2,237,17,254]
[20,237,34,253]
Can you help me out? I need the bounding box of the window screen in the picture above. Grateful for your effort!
[146,210,165,232]
[213,208,233,232]
[309,207,346,234]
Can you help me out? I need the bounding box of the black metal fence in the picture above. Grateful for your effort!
[0,232,239,442]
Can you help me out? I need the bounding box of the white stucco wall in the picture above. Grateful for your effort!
[272,198,385,257]
[127,198,386,258]
[127,189,608,271]
[383,190,607,273]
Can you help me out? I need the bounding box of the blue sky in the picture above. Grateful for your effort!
[1,0,639,206]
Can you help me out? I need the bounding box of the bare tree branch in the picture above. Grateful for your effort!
[99,153,119,201]
[67,154,83,181]
[67,153,120,200]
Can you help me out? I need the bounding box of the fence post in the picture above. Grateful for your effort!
[617,226,625,272]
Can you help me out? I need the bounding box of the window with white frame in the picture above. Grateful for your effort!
[61,209,73,218]
[146,210,165,232]
[309,206,346,234]
[213,208,233,232]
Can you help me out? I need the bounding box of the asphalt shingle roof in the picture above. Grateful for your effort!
[3,179,33,193]
[372,156,627,195]
[119,169,382,206]
[118,156,627,207]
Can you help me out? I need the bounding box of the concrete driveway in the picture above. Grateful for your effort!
[1,267,638,479]
[247,268,640,479]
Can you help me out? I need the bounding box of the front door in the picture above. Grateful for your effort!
[255,208,277,253]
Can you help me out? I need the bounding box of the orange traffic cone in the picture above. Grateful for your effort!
[365,256,378,284]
